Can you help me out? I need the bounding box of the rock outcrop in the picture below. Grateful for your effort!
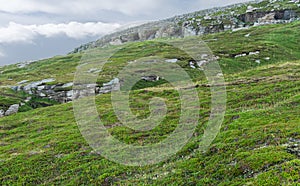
[12,78,120,103]
[72,0,300,53]
[13,79,74,103]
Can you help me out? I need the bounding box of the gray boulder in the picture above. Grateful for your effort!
[5,104,19,116]
[100,78,120,94]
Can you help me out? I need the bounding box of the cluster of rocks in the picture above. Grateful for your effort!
[182,9,299,36]
[12,79,75,103]
[9,77,121,105]
[233,50,271,64]
[10,70,164,107]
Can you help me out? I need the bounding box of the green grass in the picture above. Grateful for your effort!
[0,59,299,185]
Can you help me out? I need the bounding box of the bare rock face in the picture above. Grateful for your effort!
[5,104,19,116]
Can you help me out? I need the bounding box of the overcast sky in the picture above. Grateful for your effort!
[0,0,250,66]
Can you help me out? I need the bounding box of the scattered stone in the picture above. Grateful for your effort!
[232,115,240,121]
[17,80,29,85]
[11,86,18,92]
[216,73,223,77]
[165,59,178,63]
[245,33,251,37]
[55,154,64,159]
[255,60,261,64]
[37,86,45,91]
[235,53,247,58]
[99,78,120,94]
[0,110,4,118]
[66,90,74,99]
[249,51,260,55]
[246,6,258,13]
[5,104,19,116]
[273,4,280,9]
[141,75,160,82]
[62,82,74,88]
[87,68,102,73]
[43,144,51,149]
[25,97,32,103]
[39,92,46,97]
[29,150,42,156]
[197,60,208,67]
[189,61,196,69]
[201,54,209,59]
[204,15,212,20]
[17,60,34,68]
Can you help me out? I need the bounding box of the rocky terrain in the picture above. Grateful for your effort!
[72,0,300,53]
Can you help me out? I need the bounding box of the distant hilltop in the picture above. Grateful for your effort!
[72,0,300,53]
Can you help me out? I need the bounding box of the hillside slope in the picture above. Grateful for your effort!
[0,20,300,185]
[0,60,299,185]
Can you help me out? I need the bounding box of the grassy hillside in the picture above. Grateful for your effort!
[0,21,300,86]
[0,22,299,185]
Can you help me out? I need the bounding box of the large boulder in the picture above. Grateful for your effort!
[5,104,19,116]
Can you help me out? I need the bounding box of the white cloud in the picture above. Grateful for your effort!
[0,21,121,44]
[0,0,161,16]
